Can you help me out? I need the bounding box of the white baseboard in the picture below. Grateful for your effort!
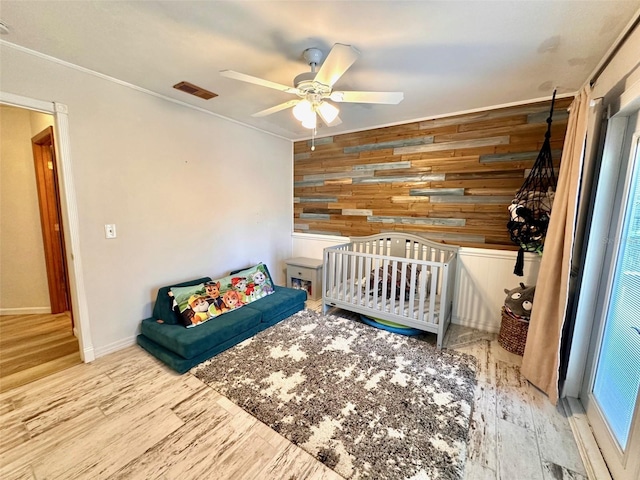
[0,307,52,315]
[93,336,137,359]
[452,315,501,333]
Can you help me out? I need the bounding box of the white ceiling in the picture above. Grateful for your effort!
[1,1,639,141]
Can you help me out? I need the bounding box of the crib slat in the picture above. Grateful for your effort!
[382,259,390,313]
[417,263,427,322]
[341,250,348,302]
[389,259,398,314]
[437,261,451,349]
[356,254,363,307]
[344,252,349,303]
[429,265,438,325]
[342,253,348,302]
[381,258,389,311]
[350,254,358,303]
[335,251,342,301]
[398,262,408,314]
[408,264,417,320]
[372,257,379,309]
[363,256,369,306]
[346,254,352,303]
[336,250,342,301]
[442,258,454,321]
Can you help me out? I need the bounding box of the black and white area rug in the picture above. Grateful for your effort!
[192,309,477,479]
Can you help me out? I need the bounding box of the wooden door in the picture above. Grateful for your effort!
[32,127,71,316]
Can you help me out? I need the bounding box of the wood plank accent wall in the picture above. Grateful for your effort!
[293,97,572,249]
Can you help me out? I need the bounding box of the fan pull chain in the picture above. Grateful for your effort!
[311,128,316,151]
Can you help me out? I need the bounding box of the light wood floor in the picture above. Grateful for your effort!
[448,325,587,480]
[0,312,81,393]
[0,305,587,480]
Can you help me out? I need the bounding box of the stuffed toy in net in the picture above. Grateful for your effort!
[508,91,558,276]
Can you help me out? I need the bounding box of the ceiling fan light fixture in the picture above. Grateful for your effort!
[293,99,313,122]
[318,101,339,123]
[301,114,317,129]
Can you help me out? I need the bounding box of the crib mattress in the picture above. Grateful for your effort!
[326,283,441,324]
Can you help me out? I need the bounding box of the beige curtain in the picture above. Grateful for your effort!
[521,86,591,404]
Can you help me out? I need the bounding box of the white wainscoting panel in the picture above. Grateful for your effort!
[292,233,349,260]
[452,248,541,332]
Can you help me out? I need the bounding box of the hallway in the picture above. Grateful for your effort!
[0,312,80,393]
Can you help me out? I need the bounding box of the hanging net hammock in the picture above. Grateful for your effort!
[508,91,558,276]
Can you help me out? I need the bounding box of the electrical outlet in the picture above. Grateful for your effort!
[104,224,117,239]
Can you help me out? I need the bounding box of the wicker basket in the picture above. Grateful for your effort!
[498,307,530,356]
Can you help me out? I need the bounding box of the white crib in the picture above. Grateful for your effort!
[322,232,459,348]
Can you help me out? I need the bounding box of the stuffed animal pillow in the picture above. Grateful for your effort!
[503,282,536,319]
[170,263,274,328]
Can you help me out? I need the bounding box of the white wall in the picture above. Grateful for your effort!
[0,44,293,357]
[0,105,52,313]
[293,232,541,333]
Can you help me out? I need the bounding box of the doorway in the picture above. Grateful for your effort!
[0,105,80,392]
[0,91,94,366]
[579,108,640,480]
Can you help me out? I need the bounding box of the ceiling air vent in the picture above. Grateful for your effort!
[173,81,218,100]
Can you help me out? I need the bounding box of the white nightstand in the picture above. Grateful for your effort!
[285,257,323,300]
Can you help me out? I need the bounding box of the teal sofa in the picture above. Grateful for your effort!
[137,274,306,373]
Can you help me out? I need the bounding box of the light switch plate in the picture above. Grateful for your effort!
[104,224,117,239]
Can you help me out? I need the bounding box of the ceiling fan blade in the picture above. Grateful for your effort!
[330,90,404,104]
[252,99,300,117]
[220,70,300,94]
[313,44,360,88]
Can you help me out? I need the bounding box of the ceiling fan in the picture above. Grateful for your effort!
[220,43,404,130]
